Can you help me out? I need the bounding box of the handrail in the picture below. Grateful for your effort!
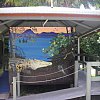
[18,67,84,84]
[20,64,74,78]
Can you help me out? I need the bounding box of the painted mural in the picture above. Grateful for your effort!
[9,27,74,71]
[10,27,74,60]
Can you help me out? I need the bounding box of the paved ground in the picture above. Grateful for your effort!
[0,71,9,93]
[7,71,100,100]
[0,71,9,100]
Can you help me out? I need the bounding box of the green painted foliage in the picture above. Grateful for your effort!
[43,34,72,57]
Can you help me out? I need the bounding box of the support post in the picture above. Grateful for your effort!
[1,35,5,70]
[86,62,91,100]
[10,31,17,100]
[83,56,85,62]
[96,59,99,76]
[83,56,85,71]
[17,72,20,97]
[78,37,80,61]
[74,61,79,87]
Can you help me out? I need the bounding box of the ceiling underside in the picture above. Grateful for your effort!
[0,20,100,38]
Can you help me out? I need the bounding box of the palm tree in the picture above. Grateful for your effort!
[4,0,50,7]
[1,0,100,8]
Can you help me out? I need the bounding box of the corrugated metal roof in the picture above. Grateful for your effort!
[0,7,100,37]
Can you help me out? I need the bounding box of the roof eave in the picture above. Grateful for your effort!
[0,7,100,21]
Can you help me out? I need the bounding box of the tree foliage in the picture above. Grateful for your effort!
[80,32,100,57]
[3,0,50,7]
[0,0,100,8]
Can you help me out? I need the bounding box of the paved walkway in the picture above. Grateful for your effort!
[0,71,10,100]
[8,71,100,100]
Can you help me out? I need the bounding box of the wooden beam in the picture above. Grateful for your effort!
[0,13,100,21]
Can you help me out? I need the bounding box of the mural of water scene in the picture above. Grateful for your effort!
[10,27,74,61]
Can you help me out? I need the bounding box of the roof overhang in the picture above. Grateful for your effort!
[0,7,100,21]
[0,7,100,37]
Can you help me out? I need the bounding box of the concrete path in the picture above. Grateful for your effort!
[8,71,100,100]
[0,71,10,100]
